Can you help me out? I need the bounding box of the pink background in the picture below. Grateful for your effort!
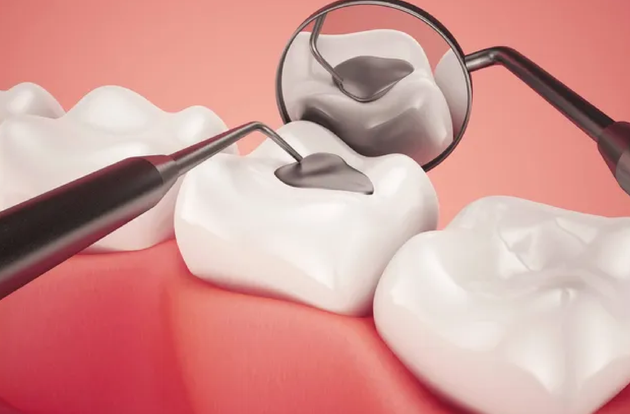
[0,1,629,414]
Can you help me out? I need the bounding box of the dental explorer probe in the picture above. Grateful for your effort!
[0,122,302,301]
[309,13,413,103]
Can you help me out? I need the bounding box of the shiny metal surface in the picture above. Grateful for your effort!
[0,156,178,300]
[597,121,630,196]
[309,14,414,103]
[332,55,414,102]
[275,152,374,194]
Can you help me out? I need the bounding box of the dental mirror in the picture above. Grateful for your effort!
[276,0,630,196]
[277,0,471,170]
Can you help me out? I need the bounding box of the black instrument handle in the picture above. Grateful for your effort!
[0,155,178,300]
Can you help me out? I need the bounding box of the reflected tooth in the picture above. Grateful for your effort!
[0,82,64,122]
[174,120,439,316]
[0,85,236,252]
[374,195,630,414]
[434,49,468,137]
[283,30,453,165]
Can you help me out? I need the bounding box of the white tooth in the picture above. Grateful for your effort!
[282,30,453,165]
[0,85,236,252]
[174,120,439,316]
[0,82,64,122]
[434,49,469,137]
[373,195,630,414]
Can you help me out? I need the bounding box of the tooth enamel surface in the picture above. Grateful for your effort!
[174,120,439,316]
[282,30,453,166]
[0,82,64,122]
[373,196,630,414]
[0,85,235,252]
[434,49,468,137]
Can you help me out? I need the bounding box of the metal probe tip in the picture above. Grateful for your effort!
[169,121,303,176]
[168,120,374,195]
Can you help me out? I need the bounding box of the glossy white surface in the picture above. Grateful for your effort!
[282,29,453,165]
[374,196,630,414]
[0,85,235,252]
[0,82,64,122]
[175,120,439,316]
[434,48,469,138]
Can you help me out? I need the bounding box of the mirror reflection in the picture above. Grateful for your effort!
[278,3,471,169]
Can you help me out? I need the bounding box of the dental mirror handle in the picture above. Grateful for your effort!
[465,46,630,196]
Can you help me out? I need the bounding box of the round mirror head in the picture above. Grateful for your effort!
[276,0,472,170]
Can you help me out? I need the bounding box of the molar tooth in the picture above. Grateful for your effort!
[174,120,439,316]
[374,195,630,414]
[0,82,64,122]
[0,85,236,252]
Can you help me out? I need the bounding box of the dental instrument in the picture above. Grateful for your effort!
[0,121,372,300]
[280,0,630,193]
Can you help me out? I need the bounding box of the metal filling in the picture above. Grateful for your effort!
[274,152,374,195]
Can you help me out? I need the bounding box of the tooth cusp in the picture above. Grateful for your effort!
[374,195,630,414]
[0,83,64,122]
[0,85,232,253]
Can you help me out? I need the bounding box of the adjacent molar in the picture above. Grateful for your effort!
[282,29,453,166]
[0,82,64,122]
[0,85,236,252]
[373,195,630,414]
[174,120,439,316]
